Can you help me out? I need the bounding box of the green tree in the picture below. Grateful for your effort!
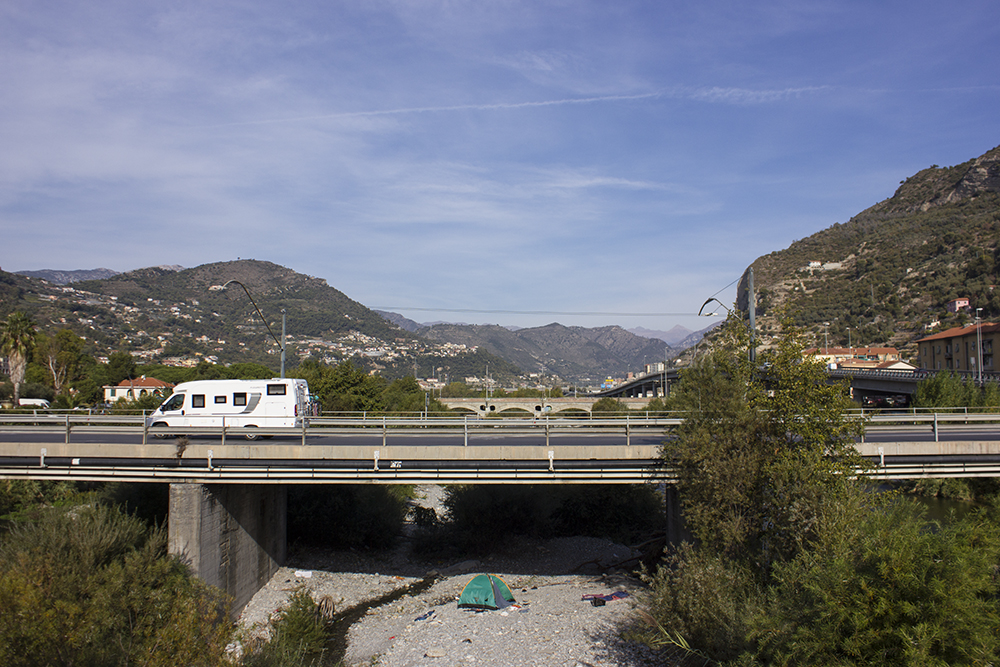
[294,360,386,413]
[590,397,629,415]
[0,312,36,405]
[106,350,137,385]
[33,329,85,396]
[662,316,865,565]
[645,317,1000,665]
[913,371,1000,409]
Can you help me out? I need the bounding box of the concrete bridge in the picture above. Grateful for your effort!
[440,396,653,416]
[5,412,1000,617]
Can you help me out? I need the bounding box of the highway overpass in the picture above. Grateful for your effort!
[6,411,1000,616]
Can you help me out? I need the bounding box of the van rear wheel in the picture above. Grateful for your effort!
[244,426,260,441]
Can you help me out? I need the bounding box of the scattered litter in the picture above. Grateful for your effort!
[415,610,436,622]
[581,590,630,604]
[294,570,312,578]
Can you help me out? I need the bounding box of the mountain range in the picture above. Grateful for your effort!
[8,142,1000,376]
[3,261,681,384]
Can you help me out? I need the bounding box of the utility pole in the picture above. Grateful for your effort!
[977,308,983,385]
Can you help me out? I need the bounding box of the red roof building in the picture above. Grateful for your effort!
[915,322,999,372]
[103,376,174,403]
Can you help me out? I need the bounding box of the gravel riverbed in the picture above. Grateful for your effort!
[237,486,665,666]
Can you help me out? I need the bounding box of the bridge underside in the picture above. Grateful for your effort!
[168,483,286,618]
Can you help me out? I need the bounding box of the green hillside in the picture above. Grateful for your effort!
[749,144,1000,355]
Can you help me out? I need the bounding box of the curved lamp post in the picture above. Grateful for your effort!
[698,297,756,363]
[221,280,286,378]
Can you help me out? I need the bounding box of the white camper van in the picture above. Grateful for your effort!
[146,378,312,439]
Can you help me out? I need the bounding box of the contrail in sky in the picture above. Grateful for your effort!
[202,85,829,128]
[206,92,663,127]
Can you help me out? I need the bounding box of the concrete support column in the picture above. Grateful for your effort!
[664,484,690,546]
[168,483,287,618]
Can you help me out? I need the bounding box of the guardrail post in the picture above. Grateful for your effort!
[548,450,554,472]
[626,414,630,447]
[221,416,226,447]
[302,417,307,446]
[545,415,550,448]
[64,414,70,444]
[382,416,387,448]
[934,413,939,443]
[464,415,469,447]
[40,448,47,468]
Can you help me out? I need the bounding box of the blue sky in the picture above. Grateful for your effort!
[2,1,998,332]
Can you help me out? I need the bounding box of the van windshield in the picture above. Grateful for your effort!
[160,394,184,412]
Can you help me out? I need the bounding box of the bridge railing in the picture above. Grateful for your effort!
[2,410,999,446]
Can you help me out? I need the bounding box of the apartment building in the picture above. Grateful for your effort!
[916,323,1000,372]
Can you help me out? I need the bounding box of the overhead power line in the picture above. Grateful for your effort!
[374,306,709,317]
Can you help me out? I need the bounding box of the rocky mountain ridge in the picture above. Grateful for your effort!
[419,321,671,381]
[746,143,1000,355]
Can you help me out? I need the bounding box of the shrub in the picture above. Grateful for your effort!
[241,588,334,667]
[641,543,759,663]
[753,498,1000,666]
[0,504,231,667]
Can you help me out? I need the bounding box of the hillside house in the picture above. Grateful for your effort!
[103,376,174,403]
[803,347,914,371]
[946,297,971,313]
[916,322,1000,372]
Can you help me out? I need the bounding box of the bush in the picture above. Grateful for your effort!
[0,479,79,517]
[0,504,231,667]
[641,544,759,663]
[241,588,334,667]
[753,497,1000,666]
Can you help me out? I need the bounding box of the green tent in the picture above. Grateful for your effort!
[457,574,516,610]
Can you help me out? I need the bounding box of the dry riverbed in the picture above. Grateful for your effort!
[237,486,666,666]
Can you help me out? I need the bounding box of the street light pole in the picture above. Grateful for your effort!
[698,296,756,363]
[221,280,286,378]
[976,307,983,385]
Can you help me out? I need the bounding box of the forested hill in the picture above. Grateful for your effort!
[73,259,407,343]
[748,144,1000,353]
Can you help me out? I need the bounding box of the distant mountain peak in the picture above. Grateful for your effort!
[15,268,120,285]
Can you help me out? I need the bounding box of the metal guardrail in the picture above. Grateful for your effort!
[5,410,1000,483]
[3,411,1000,442]
[0,413,685,447]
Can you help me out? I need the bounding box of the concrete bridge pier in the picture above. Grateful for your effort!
[664,485,690,547]
[168,483,287,618]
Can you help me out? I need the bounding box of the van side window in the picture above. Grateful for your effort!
[234,393,247,406]
[192,394,206,408]
[267,384,287,396]
[215,396,227,404]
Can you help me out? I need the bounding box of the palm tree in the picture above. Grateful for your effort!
[1,312,36,406]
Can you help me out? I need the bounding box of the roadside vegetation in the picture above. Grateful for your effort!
[638,315,1000,666]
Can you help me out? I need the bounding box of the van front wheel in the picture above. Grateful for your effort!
[244,426,260,441]
[151,422,170,439]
